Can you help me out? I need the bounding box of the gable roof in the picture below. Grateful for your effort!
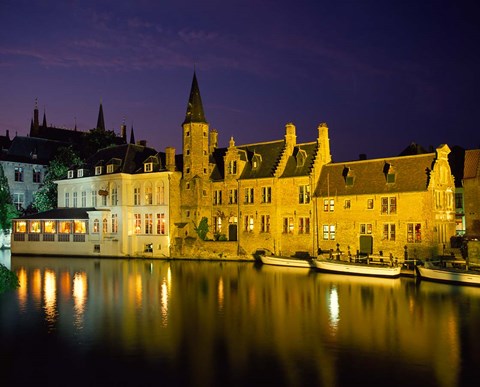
[281,142,317,178]
[315,153,437,197]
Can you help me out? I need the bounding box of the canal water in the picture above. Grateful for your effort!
[1,250,479,387]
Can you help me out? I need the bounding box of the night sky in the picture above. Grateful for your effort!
[1,0,479,162]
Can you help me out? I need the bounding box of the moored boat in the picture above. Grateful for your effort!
[259,252,315,268]
[314,258,401,278]
[417,261,480,286]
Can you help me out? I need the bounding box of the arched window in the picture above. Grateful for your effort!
[102,218,108,233]
[145,183,153,205]
[93,219,99,233]
[156,181,165,204]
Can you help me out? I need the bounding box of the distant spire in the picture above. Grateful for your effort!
[121,117,127,142]
[183,71,207,125]
[74,116,77,131]
[42,107,47,128]
[33,98,39,130]
[130,125,135,144]
[96,102,105,130]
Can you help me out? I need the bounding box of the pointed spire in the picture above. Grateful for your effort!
[33,98,39,129]
[121,117,127,142]
[74,116,77,131]
[130,125,135,144]
[183,71,207,125]
[42,108,47,128]
[96,101,105,130]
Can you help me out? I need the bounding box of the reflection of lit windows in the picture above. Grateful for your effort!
[15,221,27,233]
[29,221,41,233]
[44,221,56,233]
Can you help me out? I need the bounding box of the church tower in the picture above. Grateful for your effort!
[182,71,209,178]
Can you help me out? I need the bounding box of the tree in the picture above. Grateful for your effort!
[33,146,83,212]
[193,217,209,240]
[82,127,118,159]
[0,163,18,232]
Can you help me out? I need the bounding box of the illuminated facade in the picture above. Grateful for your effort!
[12,143,181,257]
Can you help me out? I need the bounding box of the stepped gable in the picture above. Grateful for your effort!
[280,141,318,178]
[238,140,285,179]
[315,153,437,197]
[86,143,158,175]
[2,136,66,164]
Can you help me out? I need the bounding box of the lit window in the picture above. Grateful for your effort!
[44,221,56,233]
[95,166,102,175]
[29,221,41,233]
[15,221,26,233]
[93,219,99,233]
[145,214,153,234]
[107,164,114,174]
[74,220,87,234]
[111,214,118,233]
[77,169,84,178]
[134,214,141,234]
[299,185,310,204]
[59,221,72,234]
[144,163,153,172]
[67,170,74,179]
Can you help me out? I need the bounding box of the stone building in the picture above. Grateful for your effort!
[463,149,480,236]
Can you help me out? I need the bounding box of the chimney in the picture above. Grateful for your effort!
[166,147,176,171]
[359,154,367,160]
[137,140,147,147]
[120,120,127,142]
[285,122,296,154]
[209,129,218,154]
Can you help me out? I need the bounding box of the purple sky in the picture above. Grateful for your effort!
[1,0,479,162]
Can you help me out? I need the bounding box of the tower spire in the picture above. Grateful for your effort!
[130,125,135,144]
[42,107,47,128]
[96,101,105,130]
[183,71,207,125]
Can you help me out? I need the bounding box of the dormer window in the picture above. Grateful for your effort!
[107,164,114,174]
[346,176,354,186]
[228,160,237,174]
[95,166,103,175]
[386,173,395,183]
[144,162,153,172]
[67,170,74,179]
[252,154,262,170]
[383,162,395,183]
[295,149,307,168]
[343,166,354,186]
[77,169,84,178]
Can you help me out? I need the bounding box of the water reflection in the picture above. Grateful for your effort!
[1,256,479,387]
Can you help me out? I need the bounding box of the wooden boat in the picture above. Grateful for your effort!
[417,261,480,286]
[314,258,401,278]
[258,252,315,268]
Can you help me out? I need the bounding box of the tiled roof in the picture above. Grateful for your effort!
[315,153,437,197]
[238,140,285,179]
[15,207,99,220]
[281,142,317,178]
[464,149,480,179]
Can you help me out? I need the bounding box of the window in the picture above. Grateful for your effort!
[144,243,153,253]
[134,187,140,205]
[144,162,153,172]
[186,182,190,190]
[59,221,71,234]
[228,160,237,174]
[15,221,26,233]
[229,189,238,204]
[213,216,222,234]
[111,187,118,206]
[383,223,396,240]
[74,220,87,234]
[298,217,310,234]
[67,170,74,179]
[77,169,84,178]
[107,164,114,174]
[323,199,334,212]
[299,185,310,204]
[101,194,107,206]
[455,193,463,209]
[29,221,41,233]
[81,191,87,207]
[44,221,56,233]
[283,217,294,234]
[244,188,254,204]
[367,199,374,209]
[186,167,190,174]
[91,190,97,207]
[323,224,336,240]
[345,176,354,186]
[156,183,165,204]
[73,192,78,208]
[407,223,422,243]
[134,214,141,234]
[344,199,351,209]
[13,193,24,210]
[95,166,102,175]
[360,224,372,234]
[103,218,108,233]
[14,167,23,182]
[33,170,41,183]
[145,214,153,234]
[93,219,99,233]
[111,214,118,233]
[261,215,270,233]
[244,215,254,232]
[262,187,272,203]
[145,186,152,205]
[157,213,166,235]
[386,173,395,183]
[381,197,397,214]
[213,190,223,205]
